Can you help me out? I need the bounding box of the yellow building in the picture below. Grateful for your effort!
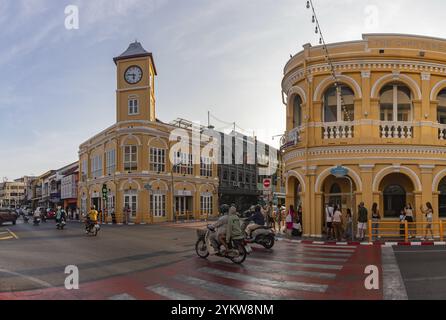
[282,34,446,237]
[78,41,219,224]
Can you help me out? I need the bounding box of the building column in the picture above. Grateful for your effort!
[359,165,375,211]
[414,191,423,237]
[305,166,318,237]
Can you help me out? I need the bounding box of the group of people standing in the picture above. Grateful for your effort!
[325,201,436,241]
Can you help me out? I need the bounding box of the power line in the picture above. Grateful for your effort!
[306,0,352,123]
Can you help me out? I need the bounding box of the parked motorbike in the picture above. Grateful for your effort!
[85,221,100,236]
[195,225,251,264]
[240,219,275,249]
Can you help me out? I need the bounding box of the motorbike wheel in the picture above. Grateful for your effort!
[195,239,209,259]
[262,235,275,249]
[230,243,247,264]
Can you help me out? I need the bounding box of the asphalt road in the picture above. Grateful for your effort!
[0,219,201,293]
[394,245,446,300]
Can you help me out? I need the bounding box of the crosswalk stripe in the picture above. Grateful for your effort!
[175,275,290,300]
[217,262,337,279]
[255,250,352,258]
[147,284,196,300]
[249,257,343,270]
[199,267,328,293]
[0,236,13,240]
[298,247,356,253]
[302,244,357,249]
[253,254,347,263]
[108,293,136,300]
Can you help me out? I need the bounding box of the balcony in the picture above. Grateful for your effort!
[379,121,413,139]
[322,122,355,140]
[436,123,446,140]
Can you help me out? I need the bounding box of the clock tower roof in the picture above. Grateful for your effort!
[113,41,157,74]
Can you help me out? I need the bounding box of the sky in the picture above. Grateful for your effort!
[2,0,446,179]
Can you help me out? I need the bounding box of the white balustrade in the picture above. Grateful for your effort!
[322,122,354,140]
[379,122,413,139]
[437,124,446,140]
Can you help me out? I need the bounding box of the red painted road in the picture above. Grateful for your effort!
[0,241,382,300]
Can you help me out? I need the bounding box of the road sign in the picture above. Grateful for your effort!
[263,178,271,190]
[330,166,348,178]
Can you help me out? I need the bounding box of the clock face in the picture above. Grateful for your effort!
[124,66,143,84]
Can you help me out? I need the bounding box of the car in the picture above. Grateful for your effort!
[0,208,18,226]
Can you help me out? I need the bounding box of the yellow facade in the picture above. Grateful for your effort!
[282,34,446,237]
[78,42,218,223]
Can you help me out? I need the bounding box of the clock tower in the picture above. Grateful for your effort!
[113,41,157,123]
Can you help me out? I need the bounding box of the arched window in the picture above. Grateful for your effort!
[437,89,446,124]
[438,178,446,217]
[323,85,354,122]
[293,95,302,128]
[380,83,412,122]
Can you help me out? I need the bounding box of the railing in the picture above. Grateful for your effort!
[368,220,444,242]
[436,123,446,140]
[322,122,354,140]
[379,121,413,138]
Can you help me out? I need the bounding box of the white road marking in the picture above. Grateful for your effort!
[6,229,18,239]
[108,293,136,300]
[404,276,446,282]
[175,275,289,300]
[303,244,357,249]
[147,284,195,300]
[381,247,408,300]
[199,267,328,293]
[0,268,53,288]
[218,262,337,279]
[234,257,343,270]
[395,249,446,253]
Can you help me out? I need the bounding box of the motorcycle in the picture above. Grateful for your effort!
[195,225,251,264]
[23,215,29,223]
[56,219,66,230]
[33,217,41,226]
[85,220,100,236]
[240,219,275,249]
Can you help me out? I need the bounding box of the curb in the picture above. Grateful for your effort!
[275,237,446,247]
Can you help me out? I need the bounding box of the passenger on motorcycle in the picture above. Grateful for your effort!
[210,208,229,254]
[245,205,265,239]
[56,206,66,224]
[219,206,244,254]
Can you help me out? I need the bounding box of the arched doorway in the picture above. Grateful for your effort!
[438,177,446,218]
[379,173,415,218]
[287,176,302,209]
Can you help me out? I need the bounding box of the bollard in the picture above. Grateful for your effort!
[404,220,409,243]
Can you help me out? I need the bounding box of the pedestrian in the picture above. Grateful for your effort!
[344,209,353,240]
[265,202,274,228]
[325,203,334,240]
[371,202,381,241]
[278,206,285,232]
[405,204,414,238]
[285,205,295,238]
[297,205,303,235]
[332,205,343,241]
[420,202,434,240]
[399,208,406,238]
[111,207,117,224]
[357,202,368,241]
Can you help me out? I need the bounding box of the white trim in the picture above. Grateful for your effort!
[117,86,150,92]
[313,74,362,101]
[372,165,422,192]
[371,73,422,100]
[285,170,306,193]
[314,166,363,193]
[432,168,446,192]
[430,79,446,100]
[287,85,307,104]
[120,134,142,147]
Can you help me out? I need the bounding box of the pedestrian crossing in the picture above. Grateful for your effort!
[0,229,18,241]
[104,241,378,300]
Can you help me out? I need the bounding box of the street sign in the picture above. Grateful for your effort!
[330,166,348,178]
[263,178,271,190]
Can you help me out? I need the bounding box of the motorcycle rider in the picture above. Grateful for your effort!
[219,206,244,254]
[86,206,98,233]
[245,205,265,239]
[33,207,41,224]
[210,206,230,254]
[56,206,66,228]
